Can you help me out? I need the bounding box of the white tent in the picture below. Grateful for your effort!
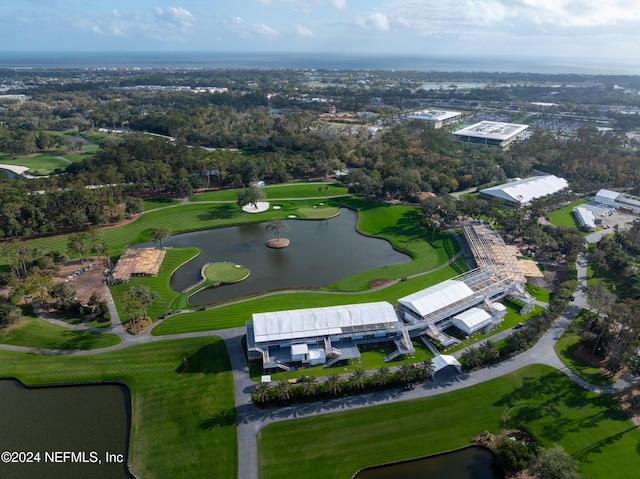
[451,308,492,336]
[480,175,568,206]
[432,354,462,375]
[398,280,475,318]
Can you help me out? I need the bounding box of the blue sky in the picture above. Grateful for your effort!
[2,0,639,62]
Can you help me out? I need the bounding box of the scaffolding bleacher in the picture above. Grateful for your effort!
[109,248,166,284]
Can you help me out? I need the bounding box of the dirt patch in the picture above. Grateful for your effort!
[368,278,395,289]
[53,256,110,304]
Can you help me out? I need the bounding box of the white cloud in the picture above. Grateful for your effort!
[355,12,390,31]
[153,7,193,30]
[222,17,280,39]
[295,24,314,37]
[77,7,194,41]
[330,0,347,9]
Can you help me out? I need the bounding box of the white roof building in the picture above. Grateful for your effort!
[573,206,596,232]
[453,120,529,147]
[432,354,462,375]
[251,301,401,343]
[407,109,461,128]
[594,189,640,214]
[397,280,476,320]
[479,175,568,206]
[451,308,492,336]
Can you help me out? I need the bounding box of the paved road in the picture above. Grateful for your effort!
[2,249,638,479]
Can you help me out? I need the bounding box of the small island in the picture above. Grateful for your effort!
[203,262,250,285]
[265,218,290,249]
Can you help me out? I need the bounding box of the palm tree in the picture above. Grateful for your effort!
[374,366,391,386]
[253,383,271,404]
[415,358,435,381]
[324,373,343,396]
[275,379,292,401]
[461,347,483,370]
[300,375,317,397]
[396,363,415,384]
[480,340,500,364]
[350,367,367,390]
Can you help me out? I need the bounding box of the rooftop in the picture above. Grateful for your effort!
[480,175,568,205]
[453,120,529,141]
[407,109,461,121]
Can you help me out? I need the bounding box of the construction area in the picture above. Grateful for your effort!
[109,248,166,284]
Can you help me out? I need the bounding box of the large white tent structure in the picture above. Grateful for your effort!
[479,175,568,207]
[451,308,492,336]
[247,302,414,371]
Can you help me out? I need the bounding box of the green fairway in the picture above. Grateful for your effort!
[189,182,349,202]
[0,338,236,479]
[548,197,590,229]
[258,365,640,479]
[0,306,120,350]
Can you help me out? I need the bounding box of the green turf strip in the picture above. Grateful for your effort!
[258,365,640,479]
[0,338,236,479]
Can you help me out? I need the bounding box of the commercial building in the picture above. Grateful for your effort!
[573,206,596,232]
[453,120,529,147]
[247,302,414,372]
[406,109,461,128]
[479,175,568,207]
[594,189,640,214]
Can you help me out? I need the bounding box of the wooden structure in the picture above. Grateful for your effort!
[110,248,166,283]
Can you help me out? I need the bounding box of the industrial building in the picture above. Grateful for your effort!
[594,189,640,214]
[406,109,461,128]
[573,206,596,232]
[479,175,568,207]
[453,120,529,147]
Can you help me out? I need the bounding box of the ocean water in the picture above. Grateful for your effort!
[0,51,638,75]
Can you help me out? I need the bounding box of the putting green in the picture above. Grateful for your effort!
[204,262,249,283]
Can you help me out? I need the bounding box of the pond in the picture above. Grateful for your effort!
[145,208,411,305]
[354,445,504,479]
[0,379,132,479]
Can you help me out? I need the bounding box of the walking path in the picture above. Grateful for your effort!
[2,250,638,479]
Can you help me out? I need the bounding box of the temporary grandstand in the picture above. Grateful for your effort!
[246,302,414,371]
[573,206,596,232]
[479,175,568,207]
[109,248,166,284]
[453,120,528,147]
[594,189,640,214]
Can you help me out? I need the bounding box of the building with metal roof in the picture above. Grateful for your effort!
[453,120,529,147]
[406,109,461,128]
[247,301,414,371]
[594,189,640,214]
[573,206,596,232]
[479,175,568,207]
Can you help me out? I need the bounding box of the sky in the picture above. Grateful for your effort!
[1,0,639,62]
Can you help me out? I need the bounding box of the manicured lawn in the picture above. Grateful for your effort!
[0,152,70,175]
[152,260,467,335]
[0,306,120,350]
[189,182,349,202]
[554,309,614,386]
[0,338,236,479]
[548,197,590,229]
[109,247,200,322]
[143,198,182,211]
[204,262,249,283]
[526,283,552,303]
[258,365,640,479]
